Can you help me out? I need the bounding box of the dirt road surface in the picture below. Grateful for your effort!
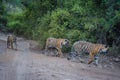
[0,33,120,80]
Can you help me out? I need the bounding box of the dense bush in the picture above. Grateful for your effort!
[2,0,120,54]
[0,0,7,32]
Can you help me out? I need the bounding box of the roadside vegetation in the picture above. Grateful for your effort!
[0,0,120,55]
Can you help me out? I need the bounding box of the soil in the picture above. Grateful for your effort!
[0,33,120,80]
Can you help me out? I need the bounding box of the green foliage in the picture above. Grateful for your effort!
[0,0,7,32]
[7,12,24,35]
[109,45,120,57]
[4,0,120,54]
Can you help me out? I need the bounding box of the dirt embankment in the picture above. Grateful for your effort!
[0,33,120,80]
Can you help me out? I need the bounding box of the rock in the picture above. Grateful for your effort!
[29,40,42,51]
[17,37,24,41]
[113,58,120,62]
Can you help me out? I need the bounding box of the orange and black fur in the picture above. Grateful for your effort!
[7,34,17,50]
[45,37,69,57]
[67,41,109,65]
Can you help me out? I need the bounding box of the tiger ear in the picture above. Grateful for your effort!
[107,46,109,49]
[65,39,69,43]
[61,41,63,45]
[105,45,109,49]
[105,45,108,48]
[65,39,68,42]
[105,45,107,48]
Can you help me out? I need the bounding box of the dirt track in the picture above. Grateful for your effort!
[0,34,120,80]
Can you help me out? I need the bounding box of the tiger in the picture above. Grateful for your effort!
[45,37,69,57]
[67,41,109,65]
[7,34,17,50]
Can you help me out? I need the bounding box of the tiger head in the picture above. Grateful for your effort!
[61,39,70,47]
[99,45,109,54]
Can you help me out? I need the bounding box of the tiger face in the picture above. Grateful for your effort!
[67,41,109,65]
[61,39,69,47]
[45,37,69,57]
[7,34,17,50]
[99,45,109,53]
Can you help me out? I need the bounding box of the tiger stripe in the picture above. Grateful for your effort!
[68,41,109,65]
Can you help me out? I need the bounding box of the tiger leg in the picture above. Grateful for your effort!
[14,42,17,50]
[11,41,13,49]
[55,48,59,57]
[88,52,94,64]
[7,36,10,48]
[44,46,49,56]
[45,45,48,51]
[57,48,63,57]
[94,56,99,65]
[9,41,12,48]
[7,41,10,48]
[15,41,17,50]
